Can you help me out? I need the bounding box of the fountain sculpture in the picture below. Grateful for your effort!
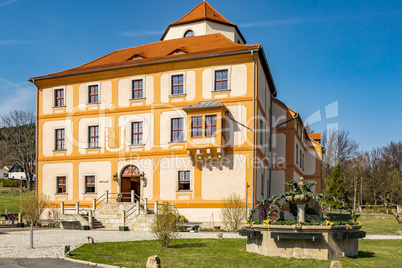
[240,177,366,260]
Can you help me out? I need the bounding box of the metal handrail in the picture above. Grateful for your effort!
[124,204,137,225]
[79,204,91,217]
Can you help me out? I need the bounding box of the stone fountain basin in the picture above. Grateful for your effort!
[286,194,311,203]
[241,224,365,260]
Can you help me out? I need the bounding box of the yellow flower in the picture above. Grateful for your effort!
[262,219,270,225]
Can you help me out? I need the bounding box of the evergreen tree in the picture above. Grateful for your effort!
[326,164,346,209]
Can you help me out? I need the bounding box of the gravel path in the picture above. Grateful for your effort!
[0,229,400,258]
[0,229,243,258]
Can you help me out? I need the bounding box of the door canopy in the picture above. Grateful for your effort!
[121,165,140,178]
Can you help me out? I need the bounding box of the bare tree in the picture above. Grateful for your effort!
[0,110,35,190]
[322,129,359,180]
[220,193,246,231]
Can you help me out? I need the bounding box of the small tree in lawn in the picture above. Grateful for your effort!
[220,193,246,231]
[326,164,346,210]
[150,202,180,248]
[20,191,49,225]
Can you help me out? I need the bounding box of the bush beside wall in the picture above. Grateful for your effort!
[2,180,19,187]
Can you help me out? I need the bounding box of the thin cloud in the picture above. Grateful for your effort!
[0,0,18,8]
[0,77,36,116]
[118,30,164,37]
[239,10,402,28]
[239,17,331,28]
[0,40,30,46]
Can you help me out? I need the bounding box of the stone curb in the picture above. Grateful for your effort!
[60,257,125,268]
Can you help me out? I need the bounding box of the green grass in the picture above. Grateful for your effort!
[70,239,402,268]
[0,187,20,214]
[357,214,402,235]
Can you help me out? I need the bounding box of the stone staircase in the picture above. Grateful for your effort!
[81,214,105,229]
[94,202,154,231]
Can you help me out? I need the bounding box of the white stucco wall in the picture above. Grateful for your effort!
[42,163,73,201]
[118,112,153,151]
[163,21,207,40]
[42,119,73,157]
[159,157,194,200]
[42,86,73,114]
[225,104,247,146]
[271,133,286,164]
[271,170,285,196]
[272,102,287,127]
[162,21,243,44]
[160,71,195,103]
[304,149,317,175]
[159,110,187,148]
[78,116,111,154]
[202,65,247,99]
[78,81,112,110]
[117,75,154,107]
[78,161,111,201]
[201,154,246,200]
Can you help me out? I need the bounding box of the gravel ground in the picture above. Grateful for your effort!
[0,229,400,258]
[0,229,243,258]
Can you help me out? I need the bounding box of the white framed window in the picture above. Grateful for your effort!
[168,72,187,96]
[211,66,231,91]
[86,82,101,104]
[178,170,191,191]
[130,76,146,100]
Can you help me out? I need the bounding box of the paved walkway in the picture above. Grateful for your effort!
[0,258,91,268]
[0,228,400,258]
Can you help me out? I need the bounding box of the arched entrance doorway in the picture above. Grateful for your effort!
[120,165,141,202]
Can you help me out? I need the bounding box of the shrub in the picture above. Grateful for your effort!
[20,191,49,225]
[2,180,19,187]
[150,202,180,248]
[220,193,246,231]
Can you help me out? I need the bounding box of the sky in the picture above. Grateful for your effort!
[0,0,401,152]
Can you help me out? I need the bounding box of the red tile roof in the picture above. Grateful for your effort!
[160,1,246,43]
[169,1,236,27]
[31,34,259,80]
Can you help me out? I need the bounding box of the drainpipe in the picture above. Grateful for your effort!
[251,49,257,209]
[268,94,273,198]
[32,78,38,195]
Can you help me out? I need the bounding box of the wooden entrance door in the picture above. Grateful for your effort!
[121,165,141,202]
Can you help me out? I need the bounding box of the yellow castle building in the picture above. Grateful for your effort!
[30,2,322,226]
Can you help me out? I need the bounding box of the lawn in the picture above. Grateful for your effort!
[357,214,402,235]
[0,187,20,214]
[70,238,402,268]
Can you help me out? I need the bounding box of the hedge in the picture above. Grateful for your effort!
[2,180,19,187]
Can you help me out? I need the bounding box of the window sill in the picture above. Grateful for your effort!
[53,149,67,152]
[86,147,101,150]
[169,94,187,98]
[129,97,146,101]
[130,143,145,147]
[83,192,97,195]
[176,190,192,193]
[169,141,185,144]
[204,135,217,138]
[52,106,66,109]
[86,102,100,105]
[212,89,231,93]
[55,193,68,196]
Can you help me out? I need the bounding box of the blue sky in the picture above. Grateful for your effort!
[0,0,401,151]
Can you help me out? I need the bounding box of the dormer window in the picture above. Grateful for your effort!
[184,30,194,37]
[134,55,139,59]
